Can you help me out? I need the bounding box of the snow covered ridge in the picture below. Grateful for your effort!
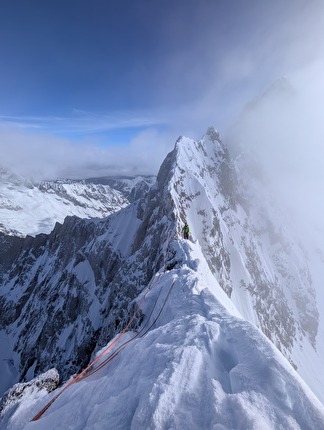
[0,127,324,428]
[0,169,155,237]
[167,127,324,404]
[2,241,324,429]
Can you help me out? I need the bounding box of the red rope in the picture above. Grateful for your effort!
[79,278,175,380]
[31,228,172,421]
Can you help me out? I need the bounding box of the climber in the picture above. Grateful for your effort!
[182,222,190,240]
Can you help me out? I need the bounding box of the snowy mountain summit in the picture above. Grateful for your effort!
[1,127,324,429]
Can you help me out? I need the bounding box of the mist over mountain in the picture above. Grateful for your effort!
[0,127,324,429]
[228,69,324,244]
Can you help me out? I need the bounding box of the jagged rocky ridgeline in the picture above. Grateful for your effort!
[0,127,322,406]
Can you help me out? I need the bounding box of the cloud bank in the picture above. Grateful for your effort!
[0,124,178,180]
[229,58,324,241]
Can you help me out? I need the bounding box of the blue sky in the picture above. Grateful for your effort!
[0,0,323,178]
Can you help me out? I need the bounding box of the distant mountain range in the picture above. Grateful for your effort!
[0,168,155,237]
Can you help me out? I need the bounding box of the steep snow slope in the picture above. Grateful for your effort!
[1,240,324,430]
[0,170,154,237]
[167,127,324,403]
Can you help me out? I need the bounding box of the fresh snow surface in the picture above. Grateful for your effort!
[2,240,324,430]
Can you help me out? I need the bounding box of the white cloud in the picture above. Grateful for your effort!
[229,58,324,241]
[0,123,175,180]
[0,110,164,135]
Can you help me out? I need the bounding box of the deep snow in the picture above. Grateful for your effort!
[2,240,324,430]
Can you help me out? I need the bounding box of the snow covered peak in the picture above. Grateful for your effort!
[205,125,221,141]
[174,127,226,163]
[170,127,238,230]
[161,128,234,213]
[163,128,323,404]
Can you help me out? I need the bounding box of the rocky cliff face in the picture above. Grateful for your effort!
[0,368,59,419]
[0,169,175,397]
[0,127,322,404]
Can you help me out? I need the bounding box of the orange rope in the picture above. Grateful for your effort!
[31,228,172,421]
